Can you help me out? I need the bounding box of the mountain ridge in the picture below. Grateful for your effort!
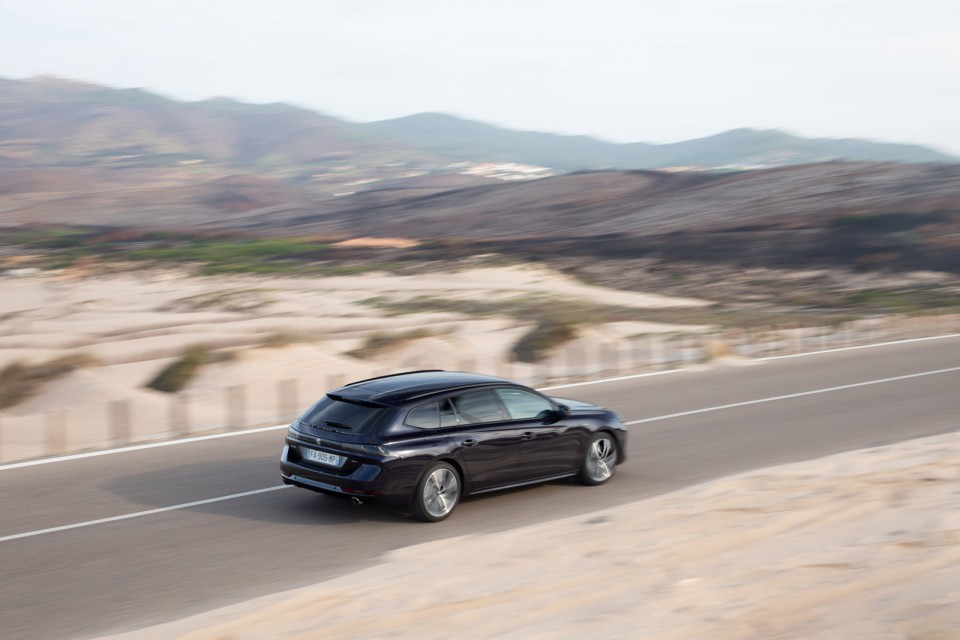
[1,76,955,176]
[364,112,957,169]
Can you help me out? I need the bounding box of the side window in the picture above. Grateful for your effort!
[439,398,458,427]
[405,401,439,429]
[496,388,553,420]
[450,390,505,424]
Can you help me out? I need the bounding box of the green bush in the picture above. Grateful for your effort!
[146,346,210,393]
[512,318,578,363]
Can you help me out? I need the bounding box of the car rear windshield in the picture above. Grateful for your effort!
[299,395,395,434]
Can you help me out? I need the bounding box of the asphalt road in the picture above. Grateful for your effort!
[1,336,958,639]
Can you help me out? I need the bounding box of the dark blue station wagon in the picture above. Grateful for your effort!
[280,370,627,521]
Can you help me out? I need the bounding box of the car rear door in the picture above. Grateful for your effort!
[443,390,524,491]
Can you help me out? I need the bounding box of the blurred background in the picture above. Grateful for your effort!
[1,0,959,462]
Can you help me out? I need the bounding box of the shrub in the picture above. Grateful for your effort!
[0,353,94,409]
[347,329,435,359]
[146,346,211,393]
[512,318,578,363]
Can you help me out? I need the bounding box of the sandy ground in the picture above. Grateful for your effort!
[0,266,711,461]
[105,429,960,640]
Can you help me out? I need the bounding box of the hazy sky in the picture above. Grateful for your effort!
[2,0,959,153]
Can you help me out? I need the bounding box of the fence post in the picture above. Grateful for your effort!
[226,385,246,430]
[110,399,131,447]
[45,408,67,457]
[278,379,298,423]
[169,393,190,437]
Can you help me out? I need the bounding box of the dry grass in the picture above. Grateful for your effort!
[0,353,94,409]
[145,346,234,393]
[347,329,435,360]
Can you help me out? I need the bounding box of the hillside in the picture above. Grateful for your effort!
[5,161,959,276]
[2,76,959,277]
[0,76,440,175]
[234,162,960,240]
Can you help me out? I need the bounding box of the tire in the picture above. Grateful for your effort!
[578,432,618,485]
[411,462,461,522]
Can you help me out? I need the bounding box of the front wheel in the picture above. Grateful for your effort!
[578,433,618,485]
[411,462,461,522]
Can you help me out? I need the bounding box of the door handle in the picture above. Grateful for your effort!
[520,432,536,440]
[462,439,479,447]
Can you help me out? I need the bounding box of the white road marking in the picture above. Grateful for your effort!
[0,486,292,544]
[539,369,681,391]
[625,366,960,425]
[0,424,290,472]
[3,363,958,544]
[1,332,957,472]
[757,332,960,362]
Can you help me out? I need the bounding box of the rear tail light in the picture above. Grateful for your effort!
[341,443,397,459]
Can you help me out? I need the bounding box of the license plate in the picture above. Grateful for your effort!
[303,448,345,468]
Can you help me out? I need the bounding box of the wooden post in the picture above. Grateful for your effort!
[45,408,67,456]
[278,379,298,423]
[169,393,190,437]
[226,385,246,430]
[109,399,131,446]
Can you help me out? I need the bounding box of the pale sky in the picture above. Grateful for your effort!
[2,0,959,154]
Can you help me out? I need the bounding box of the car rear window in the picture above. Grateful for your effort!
[299,395,395,434]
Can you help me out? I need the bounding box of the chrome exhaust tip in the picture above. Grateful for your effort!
[350,497,363,505]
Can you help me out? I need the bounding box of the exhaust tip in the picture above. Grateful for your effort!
[350,497,363,505]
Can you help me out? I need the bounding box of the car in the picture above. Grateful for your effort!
[279,370,627,522]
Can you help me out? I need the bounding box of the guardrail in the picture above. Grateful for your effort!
[1,313,958,464]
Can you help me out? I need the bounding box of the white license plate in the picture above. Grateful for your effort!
[303,448,345,468]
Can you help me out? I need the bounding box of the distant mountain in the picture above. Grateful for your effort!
[361,113,958,170]
[359,112,655,170]
[2,77,955,179]
[0,76,438,173]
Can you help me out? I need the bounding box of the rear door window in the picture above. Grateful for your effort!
[449,390,506,425]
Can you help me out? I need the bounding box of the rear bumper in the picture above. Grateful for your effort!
[279,445,408,505]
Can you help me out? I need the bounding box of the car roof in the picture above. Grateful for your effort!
[334,370,512,406]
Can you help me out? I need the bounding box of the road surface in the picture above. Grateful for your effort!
[1,336,958,639]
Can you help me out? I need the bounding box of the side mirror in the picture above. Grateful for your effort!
[541,404,569,423]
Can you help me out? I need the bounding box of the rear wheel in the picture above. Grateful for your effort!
[411,462,461,522]
[578,433,618,485]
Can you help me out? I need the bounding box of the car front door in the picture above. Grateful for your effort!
[495,387,582,481]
